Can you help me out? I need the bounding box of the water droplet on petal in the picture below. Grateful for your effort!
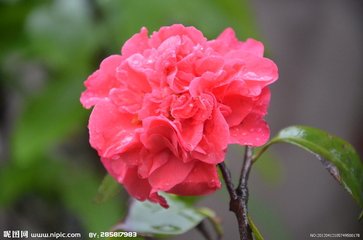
[111,155,120,160]
[208,180,216,188]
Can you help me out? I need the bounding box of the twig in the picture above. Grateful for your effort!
[237,146,253,239]
[238,146,253,193]
[237,146,253,229]
[218,148,253,240]
[218,162,237,200]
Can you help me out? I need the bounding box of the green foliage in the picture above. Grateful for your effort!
[254,126,363,208]
[0,158,125,232]
[114,194,218,237]
[59,163,126,232]
[10,0,97,167]
[11,77,88,166]
[95,174,122,204]
[8,1,357,239]
[96,0,258,45]
[2,0,361,239]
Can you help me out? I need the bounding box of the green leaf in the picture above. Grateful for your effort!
[198,207,223,239]
[113,193,210,237]
[254,126,363,208]
[94,174,121,204]
[248,215,264,240]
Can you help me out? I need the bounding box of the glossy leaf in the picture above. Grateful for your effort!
[254,126,363,208]
[113,194,212,237]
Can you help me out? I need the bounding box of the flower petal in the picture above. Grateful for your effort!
[88,99,139,158]
[229,113,270,146]
[192,107,229,164]
[123,166,168,207]
[121,27,150,57]
[80,55,123,108]
[168,162,221,195]
[148,155,195,191]
[222,94,253,127]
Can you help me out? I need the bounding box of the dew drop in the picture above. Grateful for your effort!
[111,155,120,160]
[208,180,216,188]
[153,225,180,232]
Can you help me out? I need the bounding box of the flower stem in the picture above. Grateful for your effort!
[237,146,253,214]
[218,146,253,240]
[196,221,213,240]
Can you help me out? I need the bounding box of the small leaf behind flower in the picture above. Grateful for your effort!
[198,207,224,239]
[248,215,264,240]
[113,194,215,237]
[94,174,121,204]
[358,209,363,221]
[254,126,363,208]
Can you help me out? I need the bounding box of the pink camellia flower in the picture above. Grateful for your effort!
[81,24,278,207]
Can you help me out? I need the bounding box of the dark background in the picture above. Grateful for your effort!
[0,0,362,239]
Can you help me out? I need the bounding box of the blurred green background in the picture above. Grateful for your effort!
[0,0,264,238]
[1,0,362,239]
